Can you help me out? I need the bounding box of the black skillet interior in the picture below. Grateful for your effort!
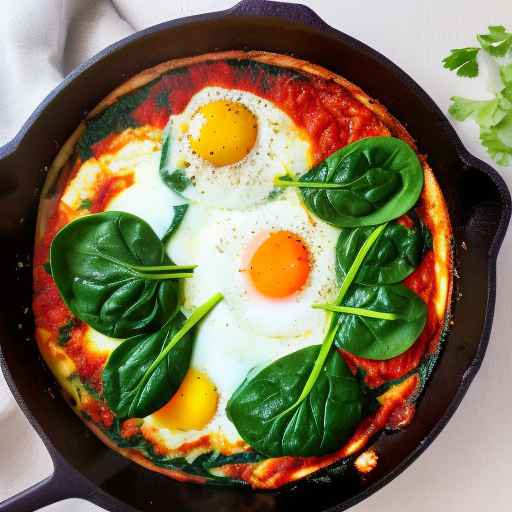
[0,1,510,511]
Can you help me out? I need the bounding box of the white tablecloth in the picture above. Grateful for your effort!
[1,1,511,511]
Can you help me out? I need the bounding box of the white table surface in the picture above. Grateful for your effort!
[1,1,511,510]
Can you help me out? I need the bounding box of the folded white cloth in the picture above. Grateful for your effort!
[0,0,234,147]
[0,0,131,146]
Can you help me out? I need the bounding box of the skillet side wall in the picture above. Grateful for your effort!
[0,9,509,512]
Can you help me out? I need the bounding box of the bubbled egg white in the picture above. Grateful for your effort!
[168,189,340,340]
[162,86,312,209]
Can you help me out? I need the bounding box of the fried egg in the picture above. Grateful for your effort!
[162,87,313,209]
[59,102,338,452]
[148,189,340,448]
[170,190,339,338]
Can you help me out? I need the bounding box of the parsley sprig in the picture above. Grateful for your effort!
[443,26,512,166]
[442,47,480,78]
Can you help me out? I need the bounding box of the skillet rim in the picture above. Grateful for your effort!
[0,1,510,511]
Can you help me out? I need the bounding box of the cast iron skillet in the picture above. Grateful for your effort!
[0,1,510,511]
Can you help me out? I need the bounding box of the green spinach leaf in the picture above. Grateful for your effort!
[77,80,155,160]
[161,169,192,193]
[226,224,387,457]
[275,137,423,227]
[227,346,362,457]
[58,318,77,346]
[50,211,195,338]
[79,198,92,210]
[332,284,427,360]
[336,216,430,285]
[162,204,188,245]
[103,292,222,418]
[159,130,192,194]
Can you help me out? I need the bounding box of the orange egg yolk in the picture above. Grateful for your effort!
[189,100,257,166]
[249,230,311,299]
[152,368,218,431]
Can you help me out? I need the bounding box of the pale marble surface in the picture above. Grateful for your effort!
[1,1,511,510]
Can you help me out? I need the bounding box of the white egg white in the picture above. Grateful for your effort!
[162,86,312,209]
[158,189,340,448]
[105,137,185,238]
[60,129,185,239]
[170,189,339,339]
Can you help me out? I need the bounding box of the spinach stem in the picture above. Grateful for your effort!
[127,292,223,417]
[92,250,196,280]
[312,304,399,321]
[274,177,346,189]
[333,223,388,306]
[130,264,197,272]
[137,272,194,280]
[275,223,387,419]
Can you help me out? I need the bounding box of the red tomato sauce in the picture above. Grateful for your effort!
[33,58,442,460]
[342,245,439,388]
[129,60,389,164]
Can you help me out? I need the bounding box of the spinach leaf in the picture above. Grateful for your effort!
[50,211,195,338]
[77,80,155,160]
[336,216,429,285]
[101,418,264,486]
[58,318,77,346]
[226,346,362,457]
[161,169,192,193]
[162,204,188,245]
[275,137,423,227]
[103,292,222,418]
[226,224,387,457]
[332,284,427,360]
[159,130,192,194]
[79,198,92,210]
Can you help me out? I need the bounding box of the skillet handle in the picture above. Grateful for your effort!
[462,154,512,255]
[0,452,98,512]
[0,475,69,512]
[229,0,330,30]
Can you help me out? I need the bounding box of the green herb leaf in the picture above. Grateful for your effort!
[283,137,423,228]
[77,81,155,160]
[159,129,192,194]
[58,319,77,346]
[442,47,480,77]
[100,417,263,485]
[313,304,399,321]
[477,25,512,58]
[79,198,92,210]
[448,96,507,128]
[162,204,188,245]
[103,313,192,418]
[480,128,512,166]
[226,346,362,457]
[103,292,222,418]
[160,169,192,193]
[50,211,195,338]
[499,85,512,109]
[496,111,512,146]
[500,63,512,86]
[336,217,428,286]
[334,284,427,360]
[444,28,512,166]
